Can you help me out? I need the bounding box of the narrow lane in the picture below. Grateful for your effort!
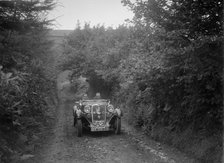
[25,71,195,163]
[39,101,163,163]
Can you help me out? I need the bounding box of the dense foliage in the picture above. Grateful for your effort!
[120,0,223,131]
[60,24,133,98]
[0,1,55,160]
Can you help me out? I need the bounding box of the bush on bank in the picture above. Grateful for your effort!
[0,1,56,162]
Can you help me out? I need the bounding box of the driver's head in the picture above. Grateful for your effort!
[96,92,101,98]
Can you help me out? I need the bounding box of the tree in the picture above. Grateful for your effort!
[121,0,223,130]
[59,24,133,98]
[0,0,55,128]
[0,0,55,32]
[0,0,55,69]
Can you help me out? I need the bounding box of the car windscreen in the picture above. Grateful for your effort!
[82,99,109,105]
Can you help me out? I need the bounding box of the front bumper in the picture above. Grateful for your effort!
[90,122,110,132]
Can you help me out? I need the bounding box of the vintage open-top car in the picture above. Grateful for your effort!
[73,99,122,137]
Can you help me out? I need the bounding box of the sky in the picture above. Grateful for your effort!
[49,0,134,30]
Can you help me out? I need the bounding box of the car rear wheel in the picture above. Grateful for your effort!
[115,117,121,134]
[77,119,83,137]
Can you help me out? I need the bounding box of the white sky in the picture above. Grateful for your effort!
[49,0,134,29]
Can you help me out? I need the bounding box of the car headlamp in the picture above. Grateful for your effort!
[108,105,114,112]
[84,105,91,113]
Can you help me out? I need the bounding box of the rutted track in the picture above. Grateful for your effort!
[38,101,163,163]
[30,100,194,163]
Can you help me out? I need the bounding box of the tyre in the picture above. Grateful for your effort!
[114,117,121,134]
[73,117,76,126]
[73,111,77,127]
[77,119,83,137]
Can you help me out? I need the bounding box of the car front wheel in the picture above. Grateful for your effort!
[77,119,83,137]
[114,117,121,134]
[73,116,77,126]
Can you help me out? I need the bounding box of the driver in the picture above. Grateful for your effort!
[94,92,101,99]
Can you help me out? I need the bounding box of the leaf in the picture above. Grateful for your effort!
[5,73,12,79]
[12,120,21,126]
[20,154,34,160]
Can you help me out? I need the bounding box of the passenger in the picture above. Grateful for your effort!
[82,94,88,100]
[94,92,101,99]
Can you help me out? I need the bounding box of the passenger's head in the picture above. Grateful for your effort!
[83,94,88,99]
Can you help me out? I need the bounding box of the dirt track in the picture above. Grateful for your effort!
[27,100,195,163]
[20,71,195,163]
[37,102,164,163]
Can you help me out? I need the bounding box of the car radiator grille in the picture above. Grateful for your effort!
[91,105,106,122]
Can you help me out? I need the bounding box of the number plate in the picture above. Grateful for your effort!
[91,126,109,132]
